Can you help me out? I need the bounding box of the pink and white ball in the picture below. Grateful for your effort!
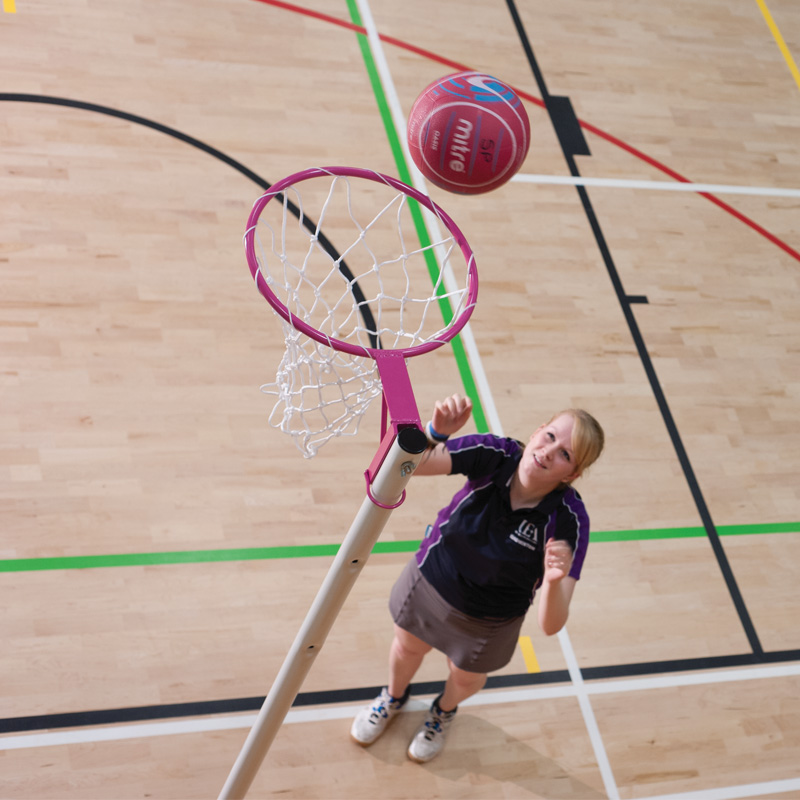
[406,71,530,195]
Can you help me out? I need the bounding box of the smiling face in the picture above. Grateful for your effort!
[519,413,581,492]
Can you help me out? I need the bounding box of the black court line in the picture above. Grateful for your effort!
[0,93,380,349]
[3,648,799,734]
[504,0,763,655]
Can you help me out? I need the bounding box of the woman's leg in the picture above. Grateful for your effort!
[351,625,430,746]
[439,657,487,711]
[388,624,432,698]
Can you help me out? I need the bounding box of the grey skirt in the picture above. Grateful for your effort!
[389,557,526,674]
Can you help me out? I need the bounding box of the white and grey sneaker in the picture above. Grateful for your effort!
[350,687,409,746]
[407,694,457,763]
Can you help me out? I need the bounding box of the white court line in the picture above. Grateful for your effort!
[644,778,800,800]
[354,0,502,434]
[354,4,618,785]
[4,666,799,800]
[559,627,620,800]
[585,662,800,694]
[512,172,800,197]
[4,660,800,751]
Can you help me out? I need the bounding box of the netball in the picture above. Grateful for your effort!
[406,71,530,195]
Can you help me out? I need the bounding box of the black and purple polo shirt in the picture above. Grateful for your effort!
[416,433,590,619]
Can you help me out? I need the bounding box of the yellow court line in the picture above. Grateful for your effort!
[3,0,17,12]
[517,636,541,673]
[756,0,800,92]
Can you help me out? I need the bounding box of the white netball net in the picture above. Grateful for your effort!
[247,170,474,457]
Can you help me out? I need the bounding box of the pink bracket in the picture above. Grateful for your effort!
[363,470,407,509]
[372,349,422,431]
[363,350,423,495]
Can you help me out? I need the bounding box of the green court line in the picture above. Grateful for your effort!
[345,0,488,433]
[2,523,796,573]
[591,521,799,542]
[6,9,794,576]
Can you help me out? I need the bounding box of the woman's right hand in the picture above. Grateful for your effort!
[431,393,473,438]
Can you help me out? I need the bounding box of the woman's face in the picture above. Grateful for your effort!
[520,413,580,488]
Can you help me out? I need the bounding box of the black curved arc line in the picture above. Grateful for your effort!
[0,93,380,349]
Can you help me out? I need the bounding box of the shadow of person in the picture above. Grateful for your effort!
[365,707,607,798]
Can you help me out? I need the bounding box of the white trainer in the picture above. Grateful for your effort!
[407,695,457,763]
[350,687,409,746]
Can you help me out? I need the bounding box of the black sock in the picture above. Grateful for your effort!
[391,685,411,706]
[432,693,457,714]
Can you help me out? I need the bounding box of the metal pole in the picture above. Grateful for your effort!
[219,427,427,799]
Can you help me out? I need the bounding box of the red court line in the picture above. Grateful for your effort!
[253,0,800,264]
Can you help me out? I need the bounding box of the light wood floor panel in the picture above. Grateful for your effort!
[2,0,799,797]
[1,698,611,799]
[5,676,799,799]
[0,540,763,718]
[722,532,800,652]
[595,675,800,798]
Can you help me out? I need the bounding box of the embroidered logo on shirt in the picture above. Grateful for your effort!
[509,520,540,552]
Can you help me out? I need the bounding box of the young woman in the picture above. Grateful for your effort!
[350,393,605,763]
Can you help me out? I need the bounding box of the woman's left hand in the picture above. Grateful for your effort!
[543,538,573,583]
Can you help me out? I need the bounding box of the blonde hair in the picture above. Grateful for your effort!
[549,408,605,478]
